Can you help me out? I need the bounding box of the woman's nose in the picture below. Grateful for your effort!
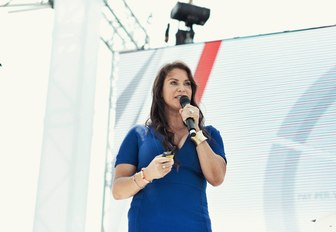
[177,85,187,92]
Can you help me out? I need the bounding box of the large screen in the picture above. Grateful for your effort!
[104,25,336,232]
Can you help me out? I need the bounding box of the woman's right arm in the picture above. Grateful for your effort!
[112,164,149,200]
[112,156,174,200]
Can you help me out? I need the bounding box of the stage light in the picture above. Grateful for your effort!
[170,2,210,27]
[170,2,210,45]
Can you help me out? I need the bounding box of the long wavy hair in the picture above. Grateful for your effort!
[145,61,206,152]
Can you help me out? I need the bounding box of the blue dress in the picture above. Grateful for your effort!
[115,125,226,232]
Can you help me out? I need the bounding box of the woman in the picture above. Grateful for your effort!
[112,61,227,232]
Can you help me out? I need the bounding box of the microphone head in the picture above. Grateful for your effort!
[179,95,190,108]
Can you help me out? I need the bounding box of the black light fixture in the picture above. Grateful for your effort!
[170,2,210,45]
[171,2,210,27]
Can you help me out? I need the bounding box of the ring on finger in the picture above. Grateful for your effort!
[189,109,194,114]
[162,165,166,169]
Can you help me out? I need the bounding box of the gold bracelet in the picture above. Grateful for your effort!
[132,174,144,189]
[191,130,207,146]
[141,168,152,183]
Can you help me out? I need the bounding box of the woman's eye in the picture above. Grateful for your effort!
[185,82,191,86]
[170,81,177,85]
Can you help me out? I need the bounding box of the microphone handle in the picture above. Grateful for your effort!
[185,117,196,137]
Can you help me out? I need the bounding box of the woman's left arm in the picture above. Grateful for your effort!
[180,105,227,186]
[196,141,227,186]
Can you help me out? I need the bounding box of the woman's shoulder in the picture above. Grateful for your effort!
[204,125,220,134]
[204,125,224,141]
[127,124,151,136]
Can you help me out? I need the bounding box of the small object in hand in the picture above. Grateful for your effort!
[162,151,174,159]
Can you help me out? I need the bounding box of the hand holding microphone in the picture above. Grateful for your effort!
[179,95,199,137]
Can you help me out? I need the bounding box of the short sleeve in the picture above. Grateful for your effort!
[205,125,227,164]
[114,125,143,167]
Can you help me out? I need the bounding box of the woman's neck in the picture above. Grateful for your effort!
[166,108,185,133]
[169,123,186,133]
[164,108,189,148]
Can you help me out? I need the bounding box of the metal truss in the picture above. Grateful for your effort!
[99,1,151,231]
[0,0,53,12]
[100,0,150,52]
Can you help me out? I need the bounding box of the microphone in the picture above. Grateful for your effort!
[179,95,196,137]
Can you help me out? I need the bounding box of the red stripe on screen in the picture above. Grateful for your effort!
[194,40,221,103]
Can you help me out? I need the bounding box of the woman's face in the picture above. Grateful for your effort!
[162,68,192,111]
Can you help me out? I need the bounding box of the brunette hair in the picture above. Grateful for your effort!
[145,61,206,151]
